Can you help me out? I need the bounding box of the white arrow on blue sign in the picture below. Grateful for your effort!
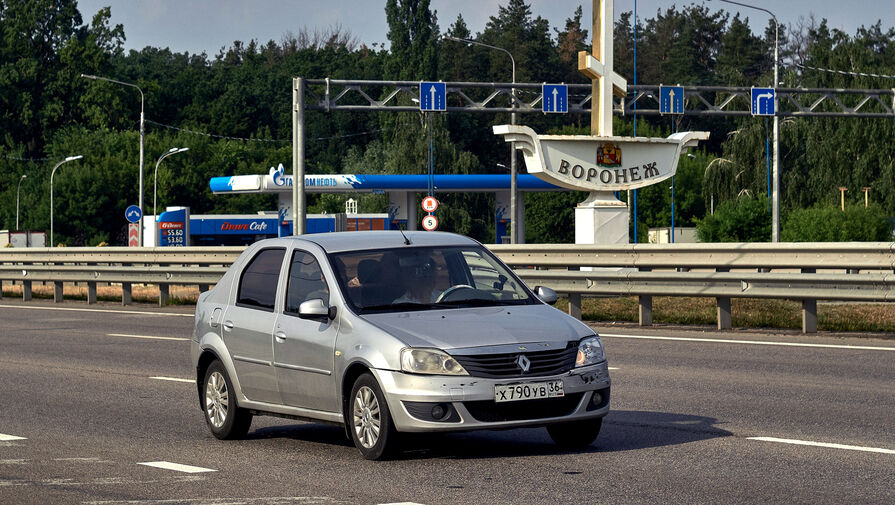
[542,84,568,113]
[751,87,775,116]
[659,85,685,115]
[125,205,142,223]
[419,82,446,111]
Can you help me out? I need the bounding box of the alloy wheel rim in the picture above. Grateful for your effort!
[352,386,381,448]
[205,371,229,428]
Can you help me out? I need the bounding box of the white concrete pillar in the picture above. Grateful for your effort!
[575,191,629,245]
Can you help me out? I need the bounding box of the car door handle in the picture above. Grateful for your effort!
[274,331,287,343]
[222,321,234,331]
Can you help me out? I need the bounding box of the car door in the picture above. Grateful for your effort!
[273,249,340,412]
[221,247,286,405]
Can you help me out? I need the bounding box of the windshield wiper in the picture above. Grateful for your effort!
[435,298,508,307]
[361,302,438,312]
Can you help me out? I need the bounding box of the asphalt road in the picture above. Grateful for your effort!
[1,300,893,505]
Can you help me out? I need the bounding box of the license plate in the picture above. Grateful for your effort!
[494,380,564,403]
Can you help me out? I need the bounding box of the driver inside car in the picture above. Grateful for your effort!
[394,256,444,304]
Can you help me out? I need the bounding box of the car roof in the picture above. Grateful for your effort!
[270,231,478,253]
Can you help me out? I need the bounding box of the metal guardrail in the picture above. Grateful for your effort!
[0,247,242,305]
[489,242,895,333]
[1,243,894,333]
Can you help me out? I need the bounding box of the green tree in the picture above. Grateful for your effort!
[716,14,767,85]
[0,0,125,153]
[782,205,892,242]
[697,194,771,242]
[384,0,439,80]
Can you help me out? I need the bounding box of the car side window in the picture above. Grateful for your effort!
[236,248,286,311]
[285,250,330,314]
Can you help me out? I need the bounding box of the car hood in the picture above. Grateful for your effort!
[360,304,594,350]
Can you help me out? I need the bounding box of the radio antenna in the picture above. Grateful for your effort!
[398,226,411,245]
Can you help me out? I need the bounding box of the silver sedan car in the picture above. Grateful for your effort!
[191,231,611,459]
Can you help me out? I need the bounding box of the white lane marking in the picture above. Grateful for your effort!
[107,333,189,341]
[138,461,216,473]
[379,503,428,505]
[600,333,895,352]
[749,436,895,455]
[53,457,114,463]
[149,376,195,383]
[84,498,344,505]
[0,434,26,441]
[0,475,204,488]
[0,304,193,317]
[0,459,28,465]
[608,367,619,370]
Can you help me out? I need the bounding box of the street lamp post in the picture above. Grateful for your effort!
[153,147,189,217]
[50,155,84,247]
[81,73,146,245]
[714,0,779,241]
[16,175,27,230]
[443,36,519,243]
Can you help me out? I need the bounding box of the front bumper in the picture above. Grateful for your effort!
[372,361,611,432]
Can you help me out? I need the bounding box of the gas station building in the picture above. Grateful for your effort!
[145,165,564,246]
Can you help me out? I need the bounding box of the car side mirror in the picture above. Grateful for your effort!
[534,286,558,305]
[298,298,336,320]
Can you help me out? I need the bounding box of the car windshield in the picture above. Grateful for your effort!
[329,245,535,313]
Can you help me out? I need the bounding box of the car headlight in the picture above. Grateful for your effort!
[401,348,469,376]
[575,336,605,367]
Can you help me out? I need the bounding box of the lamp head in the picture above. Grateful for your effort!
[64,155,83,162]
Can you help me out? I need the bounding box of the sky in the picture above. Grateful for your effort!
[75,0,895,56]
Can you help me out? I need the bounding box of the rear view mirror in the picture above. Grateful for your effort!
[299,298,335,320]
[534,286,558,305]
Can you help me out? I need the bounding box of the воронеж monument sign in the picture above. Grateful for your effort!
[493,125,708,192]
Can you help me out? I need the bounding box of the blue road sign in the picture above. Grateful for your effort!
[542,84,568,113]
[419,82,446,111]
[125,205,142,223]
[751,87,776,116]
[659,85,685,115]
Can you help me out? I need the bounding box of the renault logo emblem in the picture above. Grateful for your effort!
[515,354,531,373]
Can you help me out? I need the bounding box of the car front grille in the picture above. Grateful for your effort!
[463,393,585,422]
[451,342,578,378]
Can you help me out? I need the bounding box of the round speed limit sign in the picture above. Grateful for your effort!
[421,196,439,213]
[421,214,439,231]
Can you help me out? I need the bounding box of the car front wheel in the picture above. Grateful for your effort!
[203,360,252,440]
[546,418,603,448]
[348,373,399,460]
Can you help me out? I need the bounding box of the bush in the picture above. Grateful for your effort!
[782,204,893,242]
[697,195,771,242]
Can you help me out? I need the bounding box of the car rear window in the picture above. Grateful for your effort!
[237,248,286,311]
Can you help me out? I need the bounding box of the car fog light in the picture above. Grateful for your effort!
[591,392,603,406]
[431,404,446,420]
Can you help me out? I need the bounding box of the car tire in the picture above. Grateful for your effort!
[202,360,252,440]
[348,373,399,460]
[546,418,603,448]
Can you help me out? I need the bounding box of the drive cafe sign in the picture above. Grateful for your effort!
[493,125,708,191]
